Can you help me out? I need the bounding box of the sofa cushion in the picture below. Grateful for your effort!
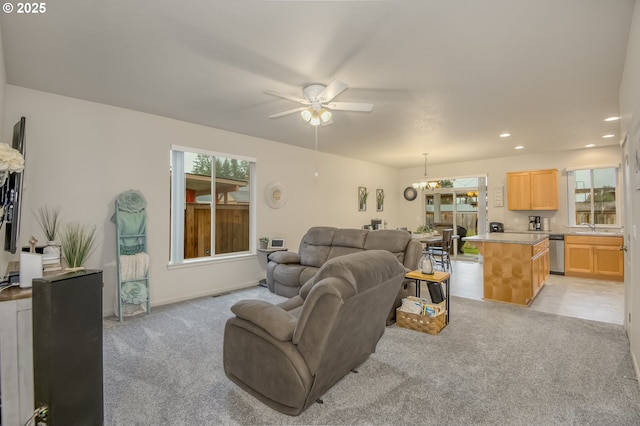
[268,251,300,264]
[300,247,330,268]
[326,228,367,260]
[301,226,336,246]
[298,227,336,267]
[332,228,368,248]
[327,246,363,261]
[231,300,297,341]
[364,229,412,264]
[299,277,316,300]
[273,264,309,288]
[299,267,319,288]
[313,249,405,294]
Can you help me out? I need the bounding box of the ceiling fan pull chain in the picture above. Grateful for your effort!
[314,125,319,178]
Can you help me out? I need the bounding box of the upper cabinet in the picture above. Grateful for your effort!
[507,169,558,210]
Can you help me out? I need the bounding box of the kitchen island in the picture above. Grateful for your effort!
[463,233,550,305]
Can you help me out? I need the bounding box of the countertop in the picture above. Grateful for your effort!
[0,285,32,302]
[504,229,624,237]
[504,227,624,237]
[463,232,549,245]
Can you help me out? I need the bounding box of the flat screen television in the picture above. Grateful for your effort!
[2,117,26,253]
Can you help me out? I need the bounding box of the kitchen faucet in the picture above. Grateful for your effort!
[580,222,596,231]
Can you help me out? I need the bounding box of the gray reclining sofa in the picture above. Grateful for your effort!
[224,250,406,415]
[266,226,422,323]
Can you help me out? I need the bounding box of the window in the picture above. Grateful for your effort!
[170,146,256,264]
[567,166,619,227]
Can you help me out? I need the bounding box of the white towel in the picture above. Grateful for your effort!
[119,252,149,280]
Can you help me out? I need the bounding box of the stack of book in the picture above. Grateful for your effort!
[42,245,62,273]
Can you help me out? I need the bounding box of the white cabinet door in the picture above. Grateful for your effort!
[0,297,34,426]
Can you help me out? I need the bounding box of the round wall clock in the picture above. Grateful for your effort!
[265,182,287,209]
[403,186,417,201]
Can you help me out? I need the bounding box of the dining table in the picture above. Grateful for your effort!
[415,234,443,249]
[415,233,460,250]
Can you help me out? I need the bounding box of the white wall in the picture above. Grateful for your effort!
[619,0,640,386]
[397,146,621,234]
[2,85,401,315]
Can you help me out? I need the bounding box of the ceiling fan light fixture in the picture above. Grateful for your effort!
[309,113,321,126]
[300,108,312,122]
[266,80,374,125]
[319,108,332,123]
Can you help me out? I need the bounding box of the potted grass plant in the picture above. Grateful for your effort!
[60,222,97,271]
[259,237,269,249]
[35,205,61,244]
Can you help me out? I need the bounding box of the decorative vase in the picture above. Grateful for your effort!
[418,252,435,275]
[259,241,268,249]
[44,240,61,258]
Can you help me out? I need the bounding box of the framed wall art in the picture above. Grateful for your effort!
[358,186,368,211]
[376,188,384,212]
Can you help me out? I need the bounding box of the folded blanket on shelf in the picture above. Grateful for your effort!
[119,252,149,281]
[111,190,148,250]
[120,281,148,304]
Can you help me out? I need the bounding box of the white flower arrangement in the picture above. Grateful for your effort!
[0,143,24,186]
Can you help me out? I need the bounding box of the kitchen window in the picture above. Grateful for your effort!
[566,166,619,227]
[170,145,256,264]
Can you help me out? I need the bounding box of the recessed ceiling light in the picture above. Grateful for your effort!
[514,146,524,150]
[603,134,615,138]
[500,133,511,138]
[604,116,620,122]
[585,144,596,148]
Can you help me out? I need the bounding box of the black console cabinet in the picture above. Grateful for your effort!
[32,270,103,426]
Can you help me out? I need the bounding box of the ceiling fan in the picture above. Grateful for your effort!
[266,80,374,126]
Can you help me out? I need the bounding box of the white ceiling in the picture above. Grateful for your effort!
[0,0,635,169]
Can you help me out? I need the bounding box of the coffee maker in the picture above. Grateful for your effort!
[528,216,541,231]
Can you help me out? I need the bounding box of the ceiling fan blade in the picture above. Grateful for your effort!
[265,90,309,105]
[269,106,308,119]
[325,101,374,112]
[318,80,348,102]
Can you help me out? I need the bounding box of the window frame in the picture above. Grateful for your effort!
[169,144,257,266]
[566,164,621,228]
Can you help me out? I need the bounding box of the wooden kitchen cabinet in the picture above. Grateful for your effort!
[532,239,550,298]
[565,235,624,281]
[507,169,558,210]
[472,235,550,306]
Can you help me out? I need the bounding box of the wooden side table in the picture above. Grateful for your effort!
[405,270,451,324]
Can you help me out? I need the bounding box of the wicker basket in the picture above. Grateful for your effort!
[396,306,446,335]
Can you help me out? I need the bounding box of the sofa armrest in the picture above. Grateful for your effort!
[268,251,301,264]
[231,300,297,341]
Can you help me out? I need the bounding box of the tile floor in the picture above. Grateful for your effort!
[438,259,625,325]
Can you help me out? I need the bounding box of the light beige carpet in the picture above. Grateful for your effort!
[103,286,640,425]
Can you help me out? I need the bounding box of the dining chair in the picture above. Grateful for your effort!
[429,228,453,271]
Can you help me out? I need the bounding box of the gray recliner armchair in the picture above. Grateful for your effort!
[223,250,406,416]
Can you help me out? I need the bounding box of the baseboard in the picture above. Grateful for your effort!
[102,280,260,317]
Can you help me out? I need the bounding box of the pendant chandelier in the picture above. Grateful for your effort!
[412,153,437,190]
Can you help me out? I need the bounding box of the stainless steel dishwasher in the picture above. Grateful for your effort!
[549,234,565,275]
